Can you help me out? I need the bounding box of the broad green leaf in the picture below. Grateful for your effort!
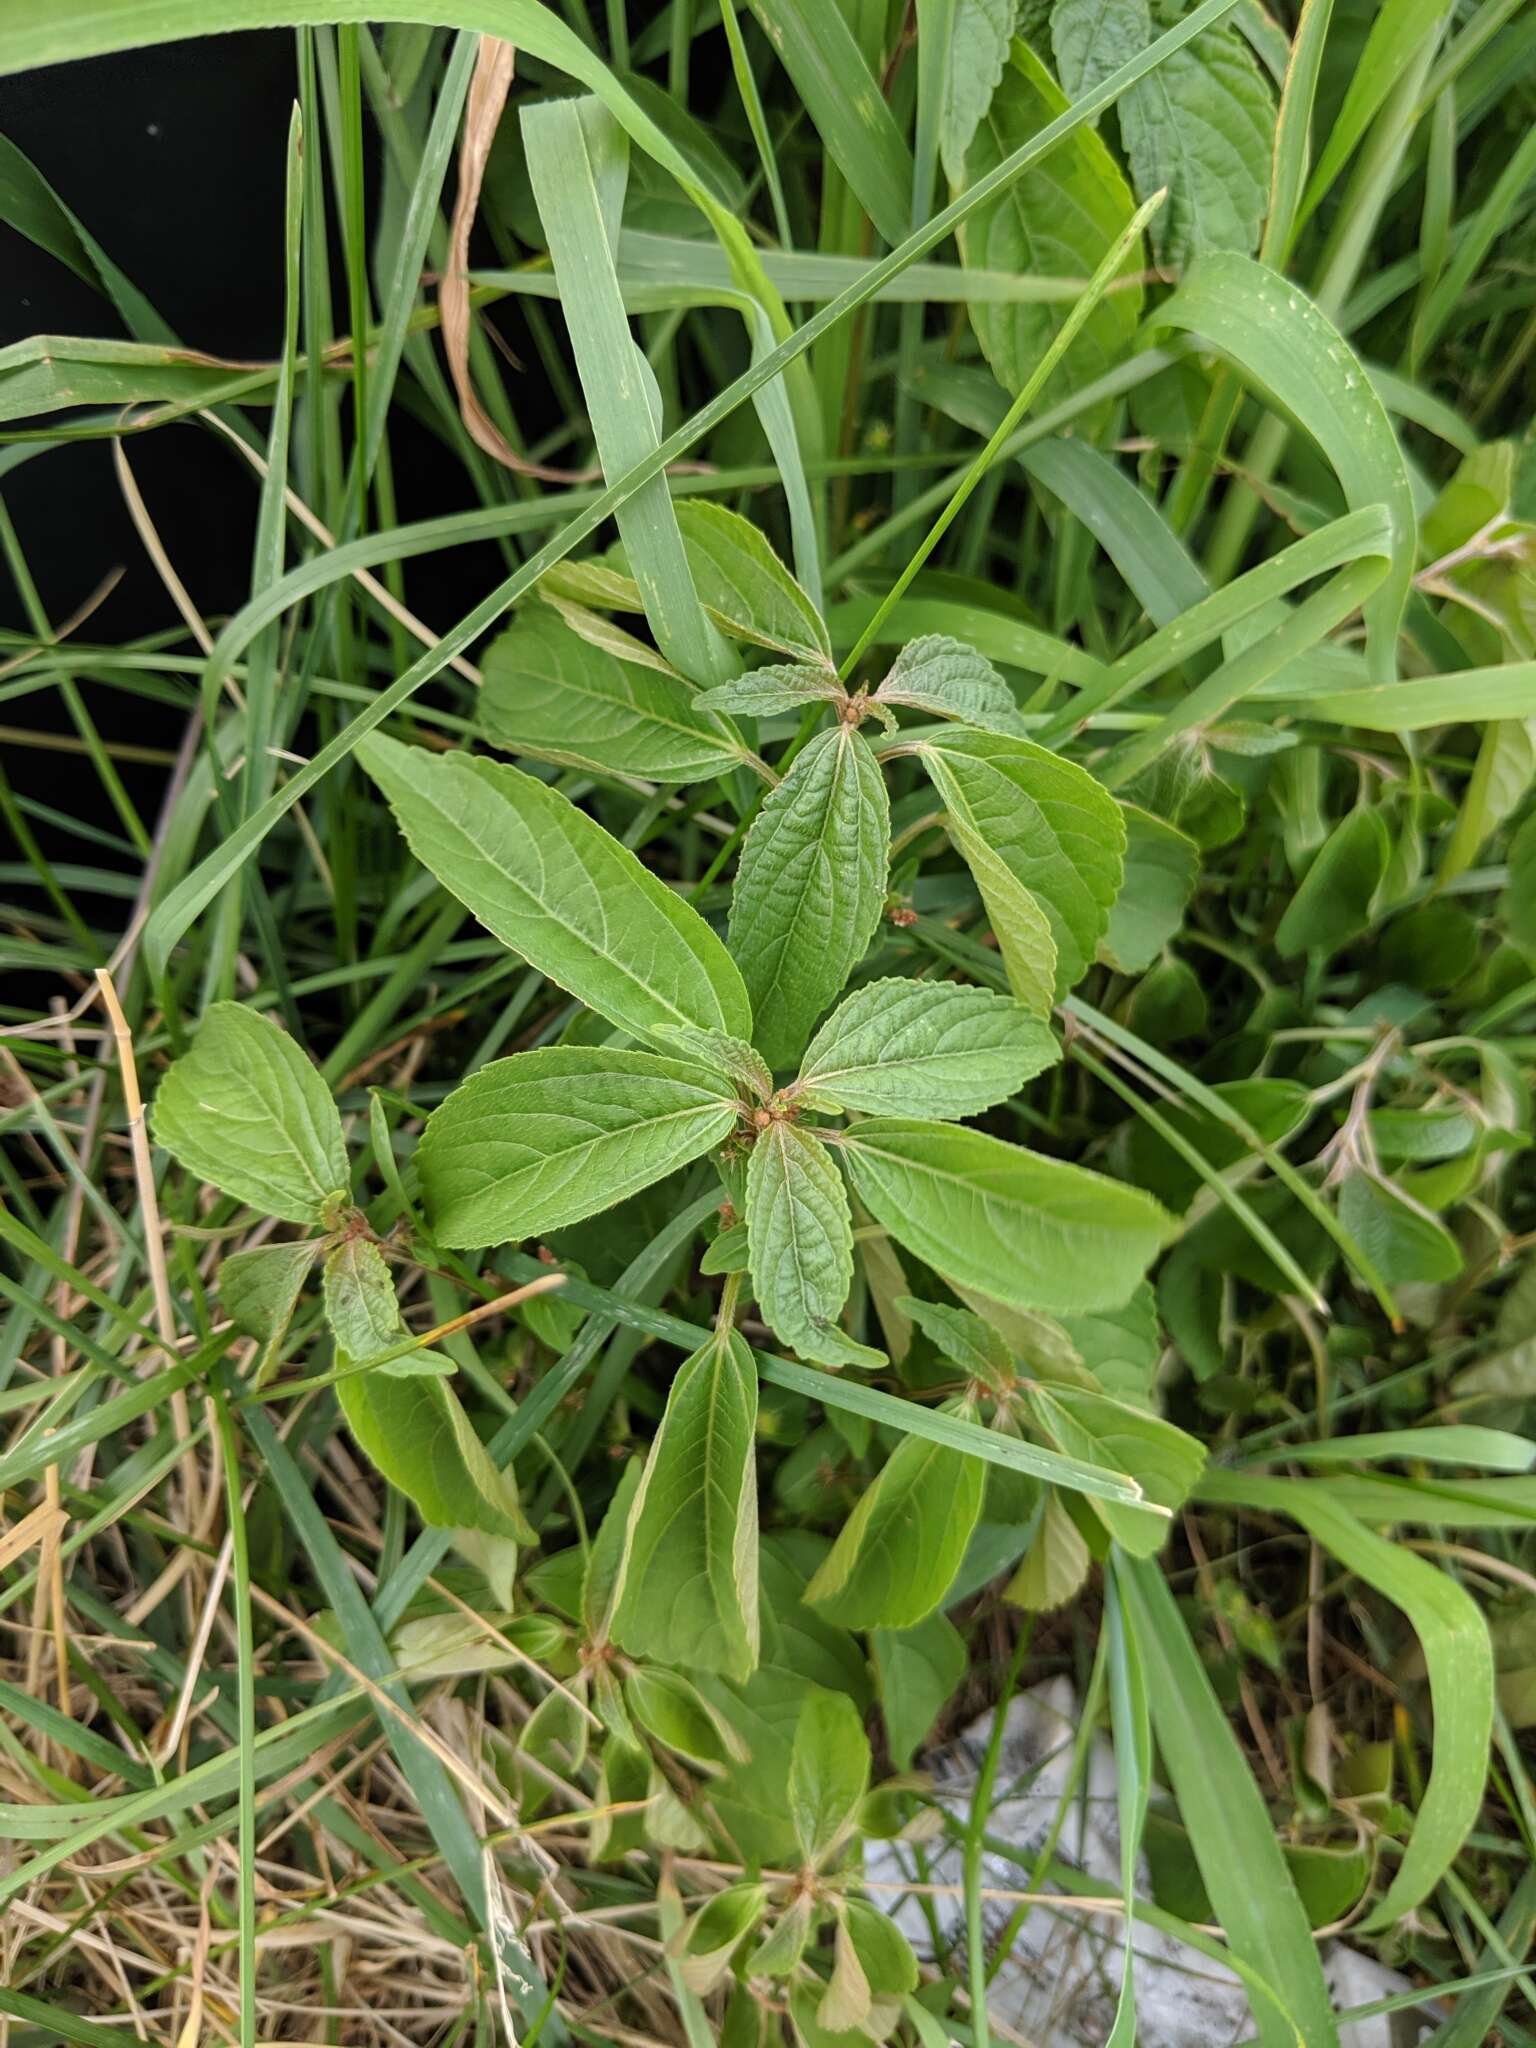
[899,1295,1014,1392]
[1110,0,1275,267]
[1200,1470,1494,1933]
[844,1899,919,2000]
[1274,807,1389,958]
[322,1237,452,1378]
[872,1612,967,1769]
[1337,1171,1464,1289]
[1098,804,1200,974]
[746,1120,882,1369]
[480,605,747,783]
[695,664,847,717]
[625,1665,741,1766]
[219,1239,319,1365]
[337,1369,533,1543]
[806,1428,985,1629]
[1116,1557,1340,2048]
[1051,0,1150,103]
[358,733,752,1046]
[1005,1490,1090,1610]
[787,1689,870,1866]
[1150,255,1415,680]
[612,1326,760,1683]
[842,1119,1174,1314]
[729,725,889,1068]
[1029,1383,1204,1555]
[919,727,1125,1000]
[418,1047,738,1249]
[872,634,1027,735]
[957,39,1143,423]
[1061,1284,1162,1408]
[939,0,1016,185]
[677,1883,768,1995]
[152,1002,347,1226]
[795,978,1059,1119]
[676,500,831,663]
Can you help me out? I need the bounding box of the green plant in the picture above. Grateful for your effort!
[4,0,1536,2044]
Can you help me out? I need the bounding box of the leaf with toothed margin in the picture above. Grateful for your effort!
[418,1047,739,1249]
[873,634,1027,735]
[919,727,1125,1004]
[841,1119,1176,1315]
[795,978,1059,1119]
[747,1119,885,1369]
[728,724,889,1069]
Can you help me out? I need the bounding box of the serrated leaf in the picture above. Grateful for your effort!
[729,724,889,1068]
[611,1325,761,1682]
[418,1047,737,1249]
[787,1689,870,1865]
[358,733,752,1046]
[337,1368,534,1543]
[152,1002,347,1225]
[480,604,747,783]
[654,1026,773,1100]
[873,634,1026,735]
[695,663,847,717]
[1029,1383,1204,1555]
[946,0,1015,185]
[1060,1284,1162,1408]
[675,499,831,661]
[1099,804,1199,973]
[872,1611,967,1768]
[795,977,1059,1119]
[1112,2,1275,268]
[322,1237,452,1378]
[806,1424,984,1630]
[747,1120,883,1369]
[625,1664,739,1766]
[920,728,1125,1002]
[1052,0,1151,102]
[842,1118,1174,1314]
[957,38,1143,423]
[1005,1490,1090,1610]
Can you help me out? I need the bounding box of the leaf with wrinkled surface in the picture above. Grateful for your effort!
[939,0,1016,186]
[418,1047,738,1248]
[728,724,889,1068]
[152,1002,347,1226]
[746,1119,882,1368]
[795,978,1059,1118]
[322,1236,452,1378]
[873,634,1026,734]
